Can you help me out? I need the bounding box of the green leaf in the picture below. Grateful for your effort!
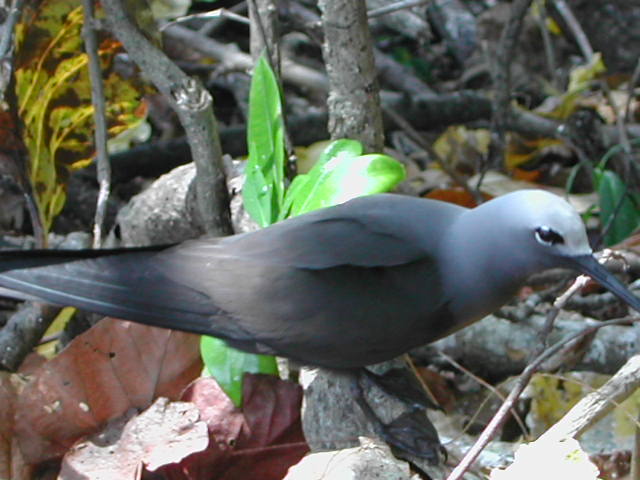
[283,139,406,217]
[200,336,278,407]
[243,52,285,227]
[216,52,286,408]
[317,138,364,160]
[279,139,361,220]
[242,165,271,227]
[596,169,640,246]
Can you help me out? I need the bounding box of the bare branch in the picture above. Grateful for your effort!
[102,2,232,236]
[318,0,384,152]
[488,0,533,170]
[81,0,111,248]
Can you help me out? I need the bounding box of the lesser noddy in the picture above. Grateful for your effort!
[0,189,638,368]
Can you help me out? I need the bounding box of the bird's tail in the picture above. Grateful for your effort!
[0,246,223,336]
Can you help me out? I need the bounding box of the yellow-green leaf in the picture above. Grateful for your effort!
[14,0,148,232]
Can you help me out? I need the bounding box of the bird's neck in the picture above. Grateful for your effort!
[437,211,535,327]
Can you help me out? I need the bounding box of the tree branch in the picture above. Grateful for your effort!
[102,2,232,236]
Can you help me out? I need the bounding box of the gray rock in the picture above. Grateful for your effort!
[115,164,203,246]
[283,437,420,480]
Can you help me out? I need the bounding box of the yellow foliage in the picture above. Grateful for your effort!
[14,1,148,232]
[433,126,490,167]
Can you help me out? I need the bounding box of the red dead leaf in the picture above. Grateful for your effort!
[164,374,309,480]
[14,319,201,465]
[425,188,491,208]
[512,167,542,182]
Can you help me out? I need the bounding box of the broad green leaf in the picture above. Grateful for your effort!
[317,138,363,160]
[243,52,285,227]
[200,336,278,407]
[279,139,362,220]
[218,53,285,406]
[596,170,640,246]
[283,139,406,217]
[242,164,271,227]
[14,1,147,232]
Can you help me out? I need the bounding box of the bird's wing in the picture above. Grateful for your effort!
[148,197,464,366]
[180,193,464,270]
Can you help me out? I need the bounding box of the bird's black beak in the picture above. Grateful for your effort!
[567,254,640,314]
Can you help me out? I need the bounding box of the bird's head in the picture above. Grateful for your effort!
[474,189,640,313]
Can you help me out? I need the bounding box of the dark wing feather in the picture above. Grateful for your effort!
[185,193,465,269]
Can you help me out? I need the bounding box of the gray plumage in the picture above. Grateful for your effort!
[0,190,638,368]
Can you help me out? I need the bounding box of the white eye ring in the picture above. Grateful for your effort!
[535,226,564,246]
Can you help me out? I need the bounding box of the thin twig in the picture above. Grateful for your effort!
[102,0,233,236]
[382,105,482,203]
[0,0,44,246]
[625,57,640,123]
[601,81,632,155]
[541,354,640,441]
[248,0,277,67]
[247,0,297,178]
[163,23,329,93]
[197,2,248,37]
[551,0,594,60]
[162,8,251,30]
[82,0,111,248]
[488,0,533,170]
[0,0,24,58]
[403,353,441,409]
[439,352,529,438]
[446,315,635,480]
[556,131,595,187]
[447,268,635,479]
[533,0,559,90]
[552,0,634,184]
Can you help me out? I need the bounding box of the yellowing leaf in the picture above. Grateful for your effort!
[546,17,562,35]
[295,140,333,174]
[433,126,490,166]
[532,52,607,122]
[37,306,77,358]
[14,1,148,232]
[506,136,563,168]
[568,53,606,94]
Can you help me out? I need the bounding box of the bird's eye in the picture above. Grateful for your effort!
[535,226,564,246]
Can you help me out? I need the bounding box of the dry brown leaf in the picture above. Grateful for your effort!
[60,398,208,478]
[14,319,201,465]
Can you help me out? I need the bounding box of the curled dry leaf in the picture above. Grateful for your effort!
[59,398,209,478]
[13,318,202,465]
